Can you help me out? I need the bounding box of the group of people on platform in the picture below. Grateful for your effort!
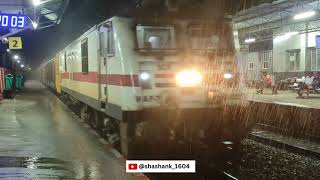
[292,74,320,98]
[255,71,320,98]
[255,72,274,94]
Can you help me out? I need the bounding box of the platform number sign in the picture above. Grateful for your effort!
[0,14,26,29]
[9,37,23,49]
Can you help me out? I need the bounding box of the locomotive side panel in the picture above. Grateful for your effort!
[103,17,142,112]
[60,27,101,110]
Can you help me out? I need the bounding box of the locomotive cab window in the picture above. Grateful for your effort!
[136,26,176,50]
[106,22,115,56]
[99,28,107,57]
[81,38,89,73]
[99,22,115,57]
[188,25,232,50]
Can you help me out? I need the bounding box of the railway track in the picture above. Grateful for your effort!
[248,131,320,160]
[221,171,238,180]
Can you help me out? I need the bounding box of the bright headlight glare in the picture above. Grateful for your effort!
[140,72,150,81]
[176,70,203,87]
[224,73,233,79]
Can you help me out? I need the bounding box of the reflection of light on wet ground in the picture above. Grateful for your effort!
[0,156,76,179]
[0,156,68,170]
[27,157,38,169]
[0,81,141,180]
[223,141,234,145]
[2,99,37,108]
[74,161,85,179]
[88,161,101,179]
[72,160,102,179]
[27,163,36,169]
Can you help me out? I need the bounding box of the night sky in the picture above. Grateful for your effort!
[16,0,134,68]
[8,0,250,68]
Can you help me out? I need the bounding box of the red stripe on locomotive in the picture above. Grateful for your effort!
[155,74,175,78]
[62,72,139,87]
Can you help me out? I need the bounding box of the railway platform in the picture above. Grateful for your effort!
[246,88,320,109]
[240,88,320,179]
[245,88,320,155]
[0,80,146,180]
[244,88,320,142]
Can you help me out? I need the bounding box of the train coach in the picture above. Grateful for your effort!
[40,1,252,173]
[40,55,61,93]
[0,67,7,99]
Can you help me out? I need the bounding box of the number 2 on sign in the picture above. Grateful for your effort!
[12,40,18,48]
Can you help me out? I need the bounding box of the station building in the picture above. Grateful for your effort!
[234,0,320,84]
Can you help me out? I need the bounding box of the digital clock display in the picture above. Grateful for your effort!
[0,14,27,29]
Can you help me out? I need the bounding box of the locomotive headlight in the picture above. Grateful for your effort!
[140,72,150,81]
[176,70,203,87]
[224,73,233,80]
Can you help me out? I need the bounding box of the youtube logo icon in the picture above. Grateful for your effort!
[128,163,138,170]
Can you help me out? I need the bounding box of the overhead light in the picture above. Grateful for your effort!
[32,0,41,6]
[21,64,25,68]
[274,31,299,43]
[32,21,38,29]
[244,38,256,44]
[6,49,10,52]
[17,60,21,63]
[13,55,19,60]
[2,38,8,44]
[274,34,290,43]
[294,11,316,20]
[285,31,299,36]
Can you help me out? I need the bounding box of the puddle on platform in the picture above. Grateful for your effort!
[0,156,77,179]
[0,156,67,169]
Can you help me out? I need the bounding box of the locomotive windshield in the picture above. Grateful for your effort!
[188,26,233,51]
[136,26,176,50]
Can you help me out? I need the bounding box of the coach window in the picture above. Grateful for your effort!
[81,38,89,73]
[106,22,115,56]
[64,52,67,72]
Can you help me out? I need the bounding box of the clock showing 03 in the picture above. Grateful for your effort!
[0,14,27,29]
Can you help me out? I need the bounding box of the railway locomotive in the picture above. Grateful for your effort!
[40,0,250,174]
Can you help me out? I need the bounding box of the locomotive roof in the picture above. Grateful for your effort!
[61,16,124,53]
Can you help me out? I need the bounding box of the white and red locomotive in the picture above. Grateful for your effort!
[40,0,250,173]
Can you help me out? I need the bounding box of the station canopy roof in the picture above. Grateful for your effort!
[233,0,320,43]
[0,0,69,39]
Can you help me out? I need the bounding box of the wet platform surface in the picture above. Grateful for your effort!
[0,81,143,180]
[247,89,320,109]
